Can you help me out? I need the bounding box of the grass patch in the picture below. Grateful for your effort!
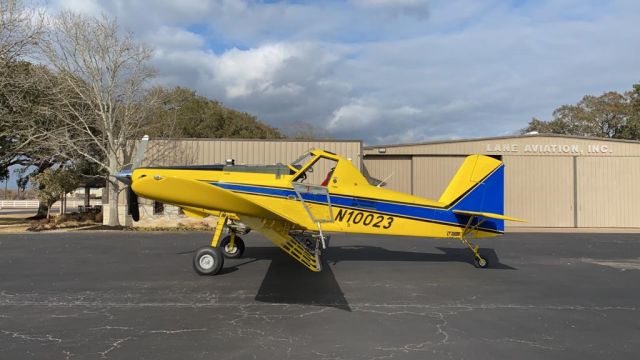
[27,212,102,232]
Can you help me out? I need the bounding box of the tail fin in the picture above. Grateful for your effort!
[440,155,507,231]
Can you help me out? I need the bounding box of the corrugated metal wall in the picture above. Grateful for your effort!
[115,135,640,228]
[363,156,412,194]
[144,139,361,169]
[503,156,574,227]
[116,139,361,206]
[576,157,640,227]
[363,154,577,227]
[412,156,466,200]
[362,135,640,228]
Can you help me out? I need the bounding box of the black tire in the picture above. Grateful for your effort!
[220,235,245,259]
[474,257,489,269]
[193,247,224,275]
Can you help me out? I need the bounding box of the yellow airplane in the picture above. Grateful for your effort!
[116,140,523,275]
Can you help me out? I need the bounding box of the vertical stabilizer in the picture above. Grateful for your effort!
[440,155,505,231]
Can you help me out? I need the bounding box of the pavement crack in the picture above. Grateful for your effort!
[98,337,133,358]
[90,326,134,331]
[1,330,62,343]
[148,328,207,334]
[431,312,450,344]
[298,307,331,318]
[483,337,563,350]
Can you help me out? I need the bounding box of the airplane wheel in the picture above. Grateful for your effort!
[220,235,245,259]
[193,247,224,275]
[475,257,489,269]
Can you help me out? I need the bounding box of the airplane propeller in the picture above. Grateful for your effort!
[114,135,149,222]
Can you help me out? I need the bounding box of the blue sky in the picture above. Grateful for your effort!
[38,0,640,145]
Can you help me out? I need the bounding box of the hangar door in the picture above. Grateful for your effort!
[363,156,412,194]
[503,156,574,227]
[412,156,466,200]
[577,157,640,227]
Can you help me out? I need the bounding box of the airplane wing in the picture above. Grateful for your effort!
[132,175,286,220]
[452,209,526,223]
[132,175,321,271]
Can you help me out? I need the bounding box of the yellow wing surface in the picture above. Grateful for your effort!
[131,175,322,271]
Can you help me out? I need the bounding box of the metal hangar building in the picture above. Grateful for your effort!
[105,134,640,229]
[363,134,640,228]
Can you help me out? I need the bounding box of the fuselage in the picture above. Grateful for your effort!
[127,150,503,238]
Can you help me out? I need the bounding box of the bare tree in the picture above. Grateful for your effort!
[0,0,43,61]
[1,0,45,161]
[38,11,160,226]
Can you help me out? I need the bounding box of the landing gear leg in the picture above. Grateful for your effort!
[193,215,229,276]
[459,236,489,268]
[193,215,251,275]
[459,216,489,269]
[210,215,228,248]
[220,233,245,258]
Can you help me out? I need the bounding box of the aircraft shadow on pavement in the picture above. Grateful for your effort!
[254,249,351,311]
[221,245,515,312]
[324,245,516,270]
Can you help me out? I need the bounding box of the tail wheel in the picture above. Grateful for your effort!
[193,247,224,275]
[474,257,489,269]
[220,235,245,259]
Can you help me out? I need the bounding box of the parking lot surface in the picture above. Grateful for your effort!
[0,231,639,359]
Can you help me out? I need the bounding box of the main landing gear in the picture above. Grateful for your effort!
[193,215,249,276]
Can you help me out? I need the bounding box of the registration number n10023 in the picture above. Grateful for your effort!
[334,209,394,229]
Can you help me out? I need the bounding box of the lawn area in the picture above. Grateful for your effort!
[0,212,35,232]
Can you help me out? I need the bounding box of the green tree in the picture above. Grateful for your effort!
[522,84,640,140]
[147,87,284,139]
[32,167,79,220]
[621,84,640,139]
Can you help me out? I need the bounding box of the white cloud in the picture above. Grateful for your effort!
[147,26,205,51]
[42,0,640,144]
[50,0,104,15]
[212,44,298,98]
[328,103,381,131]
[351,0,429,19]
[328,101,424,143]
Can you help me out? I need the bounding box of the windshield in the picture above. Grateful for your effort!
[289,152,314,170]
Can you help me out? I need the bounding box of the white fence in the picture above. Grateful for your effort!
[0,199,102,209]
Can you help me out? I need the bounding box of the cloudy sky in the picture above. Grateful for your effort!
[44,0,640,145]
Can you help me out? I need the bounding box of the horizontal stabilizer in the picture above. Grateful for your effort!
[453,210,526,223]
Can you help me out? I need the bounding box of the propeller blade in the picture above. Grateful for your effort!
[127,186,140,222]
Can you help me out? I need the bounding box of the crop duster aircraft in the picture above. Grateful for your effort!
[115,137,524,275]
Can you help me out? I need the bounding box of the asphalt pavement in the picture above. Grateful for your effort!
[0,231,639,359]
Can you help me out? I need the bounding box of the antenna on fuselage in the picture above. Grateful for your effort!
[376,172,394,187]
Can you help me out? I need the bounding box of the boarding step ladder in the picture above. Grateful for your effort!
[292,183,334,249]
